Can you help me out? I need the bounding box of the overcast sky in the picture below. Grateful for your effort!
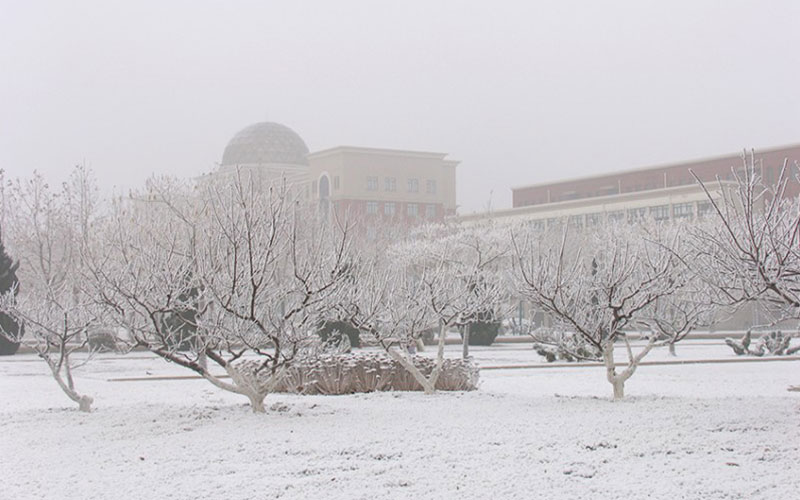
[1,0,798,212]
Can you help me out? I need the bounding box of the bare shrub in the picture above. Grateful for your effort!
[274,352,479,395]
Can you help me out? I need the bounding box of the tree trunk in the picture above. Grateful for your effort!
[612,379,625,399]
[46,357,94,412]
[247,392,266,413]
[462,323,470,359]
[602,342,625,401]
[668,341,676,356]
[386,347,435,394]
[428,322,449,390]
[78,395,93,412]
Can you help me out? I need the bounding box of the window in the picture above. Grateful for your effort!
[627,207,647,223]
[426,179,437,194]
[367,176,378,191]
[385,177,396,192]
[697,200,712,218]
[586,213,604,226]
[528,219,545,231]
[608,211,625,223]
[425,204,436,219]
[672,202,693,219]
[546,217,562,229]
[384,202,396,216]
[568,215,583,229]
[333,176,340,190]
[649,205,670,221]
[366,201,378,215]
[407,178,419,193]
[407,203,418,217]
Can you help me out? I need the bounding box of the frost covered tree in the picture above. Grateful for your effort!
[337,254,442,393]
[690,152,800,390]
[414,223,511,359]
[91,172,352,412]
[338,222,506,393]
[690,152,800,319]
[512,221,692,399]
[642,281,716,356]
[0,167,101,411]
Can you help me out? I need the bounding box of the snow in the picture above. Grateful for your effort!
[2,342,799,500]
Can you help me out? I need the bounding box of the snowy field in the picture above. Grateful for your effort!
[2,342,799,500]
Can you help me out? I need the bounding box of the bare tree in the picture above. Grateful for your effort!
[690,152,800,315]
[90,172,351,412]
[0,167,101,411]
[642,281,716,356]
[512,221,690,399]
[338,254,442,393]
[690,151,800,390]
[339,222,508,393]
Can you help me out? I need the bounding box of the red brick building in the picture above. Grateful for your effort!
[512,144,800,208]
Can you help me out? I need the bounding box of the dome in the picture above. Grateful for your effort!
[221,122,309,167]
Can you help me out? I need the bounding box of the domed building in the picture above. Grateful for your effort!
[217,122,311,188]
[213,120,459,225]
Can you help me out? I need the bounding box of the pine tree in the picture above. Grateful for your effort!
[0,238,22,355]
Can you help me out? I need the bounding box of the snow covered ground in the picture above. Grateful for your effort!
[2,342,799,500]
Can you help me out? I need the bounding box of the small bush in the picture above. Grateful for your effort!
[317,320,361,349]
[87,329,119,352]
[531,328,601,362]
[0,312,21,356]
[237,352,480,395]
[461,317,501,346]
[725,330,800,356]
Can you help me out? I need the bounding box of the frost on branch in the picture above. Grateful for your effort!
[690,152,800,317]
[338,221,507,394]
[512,220,695,399]
[0,167,102,412]
[91,171,352,412]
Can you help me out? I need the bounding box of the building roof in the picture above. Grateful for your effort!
[307,145,451,161]
[221,122,309,167]
[510,142,800,192]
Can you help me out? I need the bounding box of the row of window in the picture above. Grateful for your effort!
[365,201,437,218]
[526,200,714,230]
[367,176,437,194]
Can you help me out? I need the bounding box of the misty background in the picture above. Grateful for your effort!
[1,0,798,213]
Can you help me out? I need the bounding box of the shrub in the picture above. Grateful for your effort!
[725,330,800,356]
[260,352,480,395]
[0,313,21,356]
[0,240,22,356]
[87,329,119,352]
[461,315,501,346]
[317,320,361,349]
[531,328,602,362]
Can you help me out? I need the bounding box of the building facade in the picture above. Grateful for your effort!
[512,143,800,209]
[307,146,457,224]
[210,122,458,227]
[459,143,800,333]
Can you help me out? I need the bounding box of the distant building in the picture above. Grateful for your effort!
[459,143,800,228]
[210,122,458,226]
[458,143,800,333]
[308,146,457,224]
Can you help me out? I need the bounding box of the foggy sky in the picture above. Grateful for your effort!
[1,0,798,213]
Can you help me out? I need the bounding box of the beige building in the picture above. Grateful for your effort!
[307,146,457,224]
[207,122,458,226]
[457,182,731,228]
